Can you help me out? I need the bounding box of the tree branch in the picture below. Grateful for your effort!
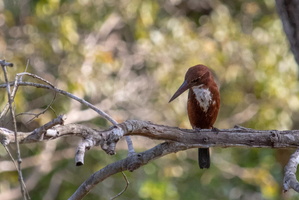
[275,0,299,66]
[283,148,299,192]
[1,62,29,199]
[2,118,299,197]
[0,60,13,67]
[68,142,190,200]
[0,80,135,155]
[3,119,299,149]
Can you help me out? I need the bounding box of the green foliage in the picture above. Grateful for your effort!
[0,0,299,199]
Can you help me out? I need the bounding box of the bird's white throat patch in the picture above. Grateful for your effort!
[191,85,212,112]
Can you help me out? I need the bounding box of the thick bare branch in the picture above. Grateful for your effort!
[0,115,66,144]
[3,118,299,197]
[75,139,96,166]
[121,120,299,148]
[65,120,299,199]
[68,142,191,200]
[283,148,299,192]
[3,119,299,149]
[276,0,299,66]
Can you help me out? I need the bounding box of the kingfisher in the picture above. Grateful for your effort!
[169,64,220,169]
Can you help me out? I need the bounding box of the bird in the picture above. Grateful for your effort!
[169,64,220,169]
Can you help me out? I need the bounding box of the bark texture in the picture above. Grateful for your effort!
[276,0,299,65]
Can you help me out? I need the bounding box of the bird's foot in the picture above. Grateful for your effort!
[194,127,201,132]
[212,126,220,134]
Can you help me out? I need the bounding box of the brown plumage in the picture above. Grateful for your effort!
[169,64,220,169]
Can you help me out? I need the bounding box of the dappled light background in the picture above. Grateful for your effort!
[0,0,299,199]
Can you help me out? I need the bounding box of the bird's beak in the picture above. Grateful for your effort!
[169,80,189,103]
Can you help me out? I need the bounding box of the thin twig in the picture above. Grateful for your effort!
[16,72,57,122]
[109,172,129,200]
[0,67,136,199]
[0,69,22,119]
[16,92,57,124]
[3,145,30,199]
[16,71,58,122]
[0,80,135,154]
[2,72,56,122]
[1,81,117,125]
[1,65,29,200]
[16,72,55,87]
[24,59,30,73]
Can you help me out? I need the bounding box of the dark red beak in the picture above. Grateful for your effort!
[169,80,189,103]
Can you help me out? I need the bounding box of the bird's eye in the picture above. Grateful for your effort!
[191,78,199,83]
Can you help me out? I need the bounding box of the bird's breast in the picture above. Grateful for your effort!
[191,85,213,112]
[187,85,220,129]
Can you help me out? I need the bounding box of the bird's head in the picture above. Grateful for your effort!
[169,65,212,103]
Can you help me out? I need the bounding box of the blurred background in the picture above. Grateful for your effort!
[0,0,299,199]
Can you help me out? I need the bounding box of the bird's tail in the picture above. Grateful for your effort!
[198,148,210,169]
